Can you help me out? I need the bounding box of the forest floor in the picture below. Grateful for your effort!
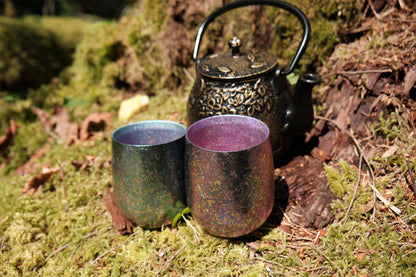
[1,4,416,277]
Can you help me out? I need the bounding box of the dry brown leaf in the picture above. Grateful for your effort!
[0,119,18,155]
[32,107,112,145]
[381,145,399,159]
[356,251,366,262]
[50,107,80,145]
[404,65,416,96]
[72,155,111,171]
[31,107,51,133]
[363,199,375,214]
[80,112,112,141]
[22,167,59,195]
[103,191,134,235]
[168,111,180,122]
[32,106,80,145]
[14,144,51,175]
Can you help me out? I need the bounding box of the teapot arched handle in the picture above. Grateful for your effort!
[192,0,311,76]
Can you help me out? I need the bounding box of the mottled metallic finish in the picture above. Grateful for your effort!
[185,115,275,238]
[112,120,186,229]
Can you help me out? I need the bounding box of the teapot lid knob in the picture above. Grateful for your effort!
[228,37,242,55]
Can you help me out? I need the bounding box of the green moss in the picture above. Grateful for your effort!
[1,93,416,276]
[21,15,92,54]
[324,159,355,198]
[1,1,416,276]
[372,111,405,141]
[0,16,92,92]
[2,121,48,173]
[322,220,416,276]
[71,21,121,86]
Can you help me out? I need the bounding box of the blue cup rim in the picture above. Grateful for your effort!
[112,120,186,147]
[186,114,270,153]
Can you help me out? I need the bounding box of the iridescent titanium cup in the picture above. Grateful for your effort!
[185,115,275,238]
[112,120,186,229]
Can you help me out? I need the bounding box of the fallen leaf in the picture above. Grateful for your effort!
[311,147,331,162]
[103,191,134,235]
[363,199,375,213]
[32,106,79,146]
[14,143,51,175]
[382,145,399,159]
[80,112,112,141]
[356,251,366,262]
[22,167,59,195]
[404,65,416,96]
[72,155,111,171]
[279,223,292,234]
[50,107,80,145]
[0,119,18,155]
[118,94,149,122]
[31,107,51,133]
[168,111,180,122]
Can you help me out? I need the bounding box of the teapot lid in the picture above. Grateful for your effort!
[196,37,278,80]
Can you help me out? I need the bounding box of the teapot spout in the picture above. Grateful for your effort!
[288,73,321,135]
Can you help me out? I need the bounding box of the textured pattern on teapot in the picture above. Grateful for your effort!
[197,77,274,118]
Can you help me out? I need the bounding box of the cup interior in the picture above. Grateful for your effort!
[112,120,186,146]
[186,115,269,152]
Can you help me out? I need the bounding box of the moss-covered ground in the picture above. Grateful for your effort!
[1,88,416,276]
[1,1,416,276]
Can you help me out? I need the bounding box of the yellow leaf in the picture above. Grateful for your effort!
[118,94,150,122]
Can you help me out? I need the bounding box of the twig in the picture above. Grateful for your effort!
[45,242,72,260]
[35,231,97,271]
[182,215,201,244]
[406,158,416,193]
[396,242,416,248]
[60,165,69,212]
[306,265,331,273]
[333,69,392,75]
[0,235,5,253]
[397,242,416,258]
[402,248,416,258]
[368,0,382,20]
[315,115,402,215]
[70,243,80,259]
[342,150,364,222]
[252,257,299,273]
[91,230,140,265]
[313,247,343,276]
[46,231,97,261]
[403,213,416,223]
[153,244,187,277]
[398,0,409,10]
[371,190,377,221]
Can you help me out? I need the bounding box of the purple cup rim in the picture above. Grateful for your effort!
[186,115,270,153]
[112,120,186,147]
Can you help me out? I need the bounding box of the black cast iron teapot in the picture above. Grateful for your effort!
[186,0,321,159]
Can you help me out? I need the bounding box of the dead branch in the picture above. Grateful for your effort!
[60,165,69,212]
[91,230,141,265]
[341,150,364,222]
[406,158,416,193]
[153,244,187,277]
